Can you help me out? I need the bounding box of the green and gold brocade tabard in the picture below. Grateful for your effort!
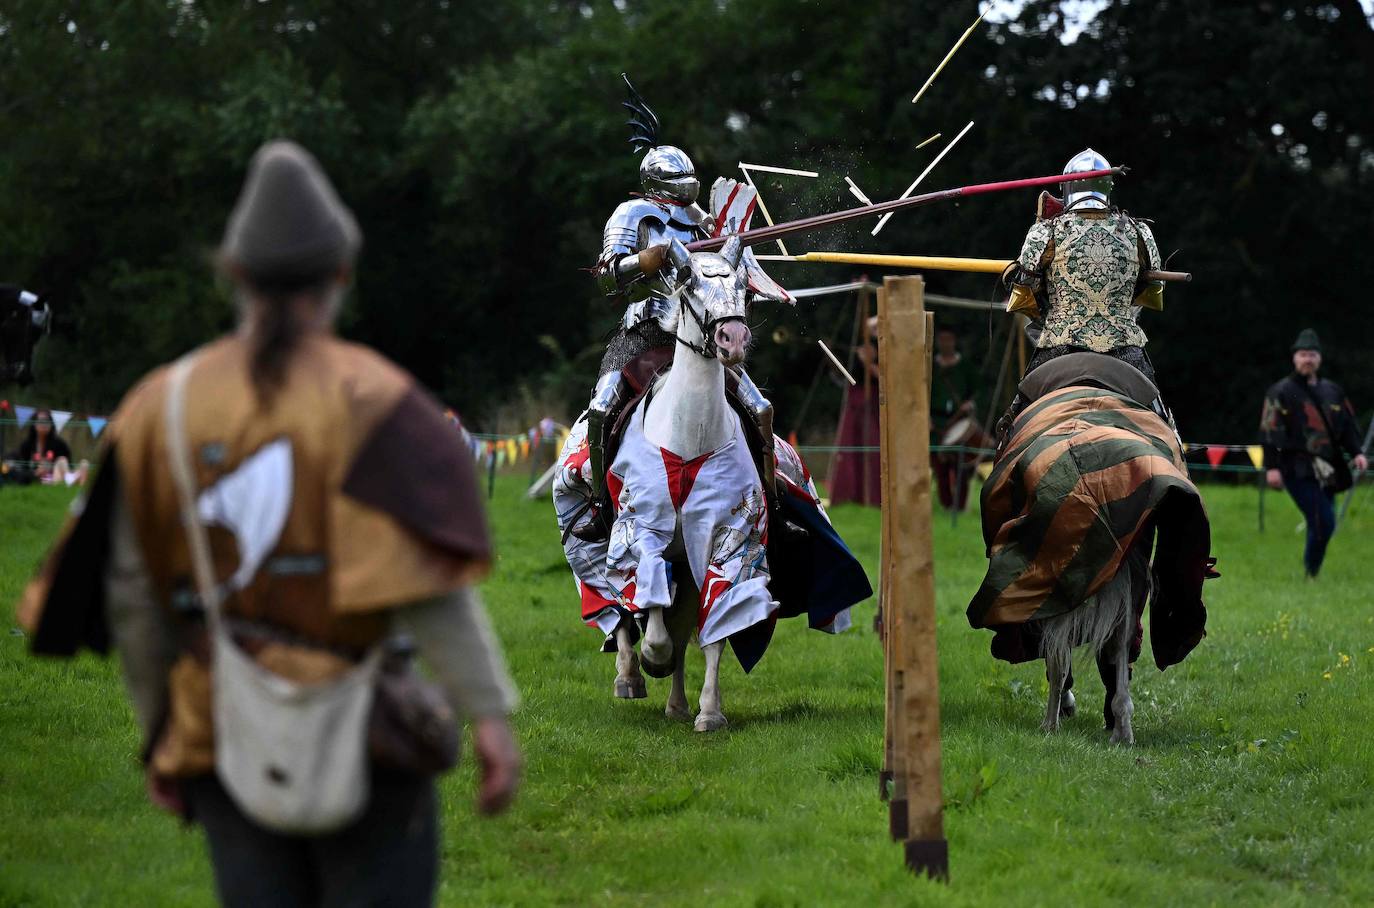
[1016,211,1161,353]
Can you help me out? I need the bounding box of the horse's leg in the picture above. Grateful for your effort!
[1042,644,1070,733]
[695,640,728,732]
[1060,668,1077,719]
[1097,652,1118,731]
[665,573,697,721]
[665,654,692,721]
[613,624,646,700]
[640,608,674,678]
[1108,614,1135,745]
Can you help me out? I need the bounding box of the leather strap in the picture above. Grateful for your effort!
[163,351,225,621]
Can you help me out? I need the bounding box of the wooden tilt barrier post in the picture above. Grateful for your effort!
[877,275,948,879]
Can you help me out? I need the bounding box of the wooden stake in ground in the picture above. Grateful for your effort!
[878,275,947,879]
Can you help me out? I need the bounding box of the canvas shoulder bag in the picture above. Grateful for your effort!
[164,353,383,835]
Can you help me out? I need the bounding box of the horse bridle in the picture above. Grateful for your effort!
[673,286,746,361]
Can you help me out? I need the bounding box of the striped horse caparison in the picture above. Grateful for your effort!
[967,373,1216,744]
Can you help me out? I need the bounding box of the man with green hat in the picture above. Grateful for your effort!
[1260,328,1367,577]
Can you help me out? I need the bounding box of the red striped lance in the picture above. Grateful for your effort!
[686,167,1126,254]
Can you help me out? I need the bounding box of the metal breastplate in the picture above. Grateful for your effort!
[600,198,709,328]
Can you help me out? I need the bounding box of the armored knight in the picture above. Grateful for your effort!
[581,75,778,508]
[997,148,1170,440]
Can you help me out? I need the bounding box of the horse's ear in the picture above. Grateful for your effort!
[719,236,743,269]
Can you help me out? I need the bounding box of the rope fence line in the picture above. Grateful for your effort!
[801,444,1373,478]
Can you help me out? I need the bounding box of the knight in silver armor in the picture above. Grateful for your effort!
[594,145,715,337]
[580,75,777,508]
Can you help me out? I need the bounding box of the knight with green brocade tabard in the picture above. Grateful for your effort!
[996,149,1175,446]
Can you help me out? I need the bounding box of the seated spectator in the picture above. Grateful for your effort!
[7,408,88,486]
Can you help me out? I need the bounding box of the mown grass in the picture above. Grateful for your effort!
[2,476,1372,906]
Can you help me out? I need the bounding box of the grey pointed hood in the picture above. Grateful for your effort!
[219,140,361,281]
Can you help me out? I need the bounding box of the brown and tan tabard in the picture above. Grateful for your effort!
[20,334,491,776]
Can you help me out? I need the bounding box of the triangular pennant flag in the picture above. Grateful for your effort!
[51,410,72,434]
[88,417,109,439]
[1206,445,1227,468]
[1246,445,1264,470]
[787,430,799,447]
[14,405,35,427]
[520,438,531,457]
[496,449,506,468]
[507,439,518,462]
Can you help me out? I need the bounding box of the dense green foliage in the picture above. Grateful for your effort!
[2,1,1372,440]
[3,477,1374,904]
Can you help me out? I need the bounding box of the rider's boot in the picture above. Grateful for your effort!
[734,368,777,497]
[572,371,628,543]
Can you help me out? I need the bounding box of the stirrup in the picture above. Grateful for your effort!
[569,493,614,543]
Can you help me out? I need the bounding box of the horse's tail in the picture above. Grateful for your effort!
[1039,545,1151,668]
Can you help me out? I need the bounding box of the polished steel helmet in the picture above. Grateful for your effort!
[640,145,699,206]
[1063,148,1112,211]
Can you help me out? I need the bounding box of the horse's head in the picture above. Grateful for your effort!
[667,237,751,367]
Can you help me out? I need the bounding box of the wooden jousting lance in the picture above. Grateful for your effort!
[684,167,1125,255]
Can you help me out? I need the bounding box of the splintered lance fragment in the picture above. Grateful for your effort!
[911,9,988,105]
[818,339,857,386]
[873,121,974,236]
[739,162,818,257]
[845,177,875,206]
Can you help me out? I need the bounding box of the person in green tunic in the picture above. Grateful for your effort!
[930,325,982,509]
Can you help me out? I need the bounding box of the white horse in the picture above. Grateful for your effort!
[599,237,773,733]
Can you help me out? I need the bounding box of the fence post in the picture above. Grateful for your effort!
[878,275,947,879]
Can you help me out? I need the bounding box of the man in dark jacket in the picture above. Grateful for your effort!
[1260,329,1368,577]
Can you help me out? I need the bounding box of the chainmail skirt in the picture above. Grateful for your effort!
[599,322,677,376]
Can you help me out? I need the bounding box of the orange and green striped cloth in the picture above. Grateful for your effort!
[967,385,1213,669]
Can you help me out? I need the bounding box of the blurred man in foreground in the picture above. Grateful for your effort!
[19,140,520,907]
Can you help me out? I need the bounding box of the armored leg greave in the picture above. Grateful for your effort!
[586,371,629,498]
[733,367,776,496]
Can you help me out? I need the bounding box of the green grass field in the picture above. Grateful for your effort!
[3,476,1373,906]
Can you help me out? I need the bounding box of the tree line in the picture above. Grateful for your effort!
[2,0,1370,442]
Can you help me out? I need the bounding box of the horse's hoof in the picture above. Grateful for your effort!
[1059,689,1077,718]
[1109,726,1134,746]
[665,703,693,722]
[641,657,674,679]
[694,712,728,733]
[615,677,647,699]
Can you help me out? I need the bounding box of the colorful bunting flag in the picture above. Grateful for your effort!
[51,410,73,434]
[1205,445,1227,468]
[14,405,34,427]
[88,417,108,439]
[1246,446,1264,470]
